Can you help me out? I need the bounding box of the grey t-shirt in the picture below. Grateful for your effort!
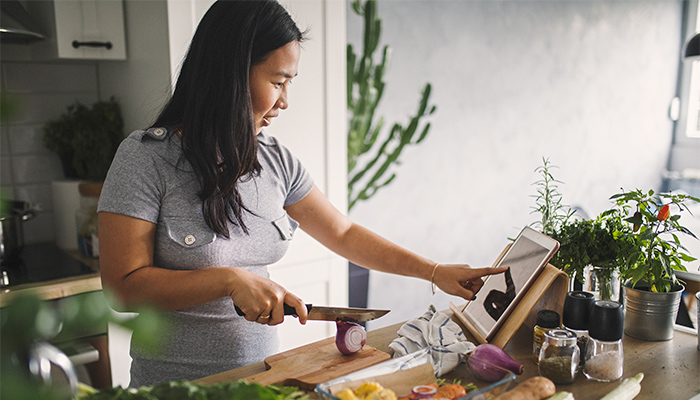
[98,127,314,386]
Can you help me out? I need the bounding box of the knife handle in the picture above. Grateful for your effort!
[234,303,313,317]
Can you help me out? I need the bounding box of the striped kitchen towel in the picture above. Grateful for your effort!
[389,304,476,376]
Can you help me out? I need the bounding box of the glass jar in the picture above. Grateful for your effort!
[584,337,623,382]
[538,329,579,384]
[584,300,624,382]
[533,309,560,364]
[583,265,620,301]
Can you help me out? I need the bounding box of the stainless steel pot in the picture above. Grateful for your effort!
[0,200,37,263]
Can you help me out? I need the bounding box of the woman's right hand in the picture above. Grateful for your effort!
[228,268,308,326]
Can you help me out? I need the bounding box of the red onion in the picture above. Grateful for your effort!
[468,344,523,382]
[335,320,367,355]
[412,385,438,398]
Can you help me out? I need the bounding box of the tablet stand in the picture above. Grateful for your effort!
[450,244,569,348]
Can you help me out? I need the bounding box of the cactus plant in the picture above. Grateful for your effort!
[347,0,436,210]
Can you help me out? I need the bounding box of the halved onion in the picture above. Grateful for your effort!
[335,320,367,355]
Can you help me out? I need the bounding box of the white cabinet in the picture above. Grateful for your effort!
[53,0,126,59]
[29,0,126,60]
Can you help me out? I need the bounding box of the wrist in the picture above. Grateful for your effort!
[221,267,240,298]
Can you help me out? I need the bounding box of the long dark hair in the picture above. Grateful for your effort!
[152,0,305,237]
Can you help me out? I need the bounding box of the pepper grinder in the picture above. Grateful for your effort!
[562,291,594,369]
[584,300,624,382]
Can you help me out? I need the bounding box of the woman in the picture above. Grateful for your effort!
[98,0,507,387]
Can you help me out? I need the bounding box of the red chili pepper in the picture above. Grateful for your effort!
[657,204,670,221]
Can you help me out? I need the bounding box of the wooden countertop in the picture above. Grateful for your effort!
[0,249,102,307]
[202,311,700,400]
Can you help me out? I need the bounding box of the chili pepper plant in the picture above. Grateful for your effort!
[608,188,700,292]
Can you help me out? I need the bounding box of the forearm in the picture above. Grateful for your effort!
[329,223,435,280]
[103,265,235,312]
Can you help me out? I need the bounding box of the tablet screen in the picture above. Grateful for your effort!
[463,227,558,339]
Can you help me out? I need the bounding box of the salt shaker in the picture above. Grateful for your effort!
[538,329,580,384]
[584,300,624,382]
[562,291,594,369]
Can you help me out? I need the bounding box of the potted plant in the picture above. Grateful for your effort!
[608,188,700,340]
[42,97,124,250]
[43,97,124,182]
[550,212,636,301]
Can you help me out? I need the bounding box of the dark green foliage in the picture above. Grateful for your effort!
[80,380,309,400]
[43,97,124,181]
[551,213,635,289]
[347,0,436,210]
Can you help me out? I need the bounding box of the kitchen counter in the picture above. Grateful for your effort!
[0,245,101,307]
[200,311,700,400]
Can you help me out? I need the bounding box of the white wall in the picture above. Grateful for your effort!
[345,0,684,330]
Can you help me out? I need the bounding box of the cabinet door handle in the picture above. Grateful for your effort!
[72,40,113,50]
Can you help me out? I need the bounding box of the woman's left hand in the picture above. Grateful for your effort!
[432,264,509,300]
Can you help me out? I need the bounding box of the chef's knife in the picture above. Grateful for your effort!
[234,304,389,322]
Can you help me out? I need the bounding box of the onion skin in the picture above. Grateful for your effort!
[335,320,367,355]
[468,344,524,382]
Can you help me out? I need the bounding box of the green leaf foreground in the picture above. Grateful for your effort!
[77,380,309,400]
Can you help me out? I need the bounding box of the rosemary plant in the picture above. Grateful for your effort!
[530,157,575,237]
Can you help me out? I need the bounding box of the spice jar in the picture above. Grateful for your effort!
[584,300,624,382]
[538,329,579,384]
[562,291,594,370]
[533,309,560,364]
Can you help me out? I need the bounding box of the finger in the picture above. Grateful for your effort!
[284,294,308,325]
[452,284,478,301]
[268,303,285,326]
[472,266,509,277]
[242,308,262,322]
[461,279,481,292]
[256,313,271,325]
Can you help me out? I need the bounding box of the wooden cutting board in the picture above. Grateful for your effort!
[243,337,391,390]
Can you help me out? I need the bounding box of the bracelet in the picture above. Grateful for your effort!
[430,262,440,295]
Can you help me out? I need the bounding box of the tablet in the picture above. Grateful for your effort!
[462,226,560,341]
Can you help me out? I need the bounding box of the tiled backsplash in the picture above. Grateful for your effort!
[1,61,100,244]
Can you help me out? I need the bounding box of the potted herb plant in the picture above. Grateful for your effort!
[43,97,124,182]
[42,97,124,250]
[550,212,635,301]
[608,188,700,341]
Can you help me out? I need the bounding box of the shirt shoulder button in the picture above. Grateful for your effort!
[153,128,165,136]
[184,234,196,245]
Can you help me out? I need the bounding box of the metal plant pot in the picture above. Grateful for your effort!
[622,282,684,341]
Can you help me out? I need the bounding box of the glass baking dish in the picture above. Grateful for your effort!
[315,348,517,400]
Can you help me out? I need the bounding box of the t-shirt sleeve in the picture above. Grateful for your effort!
[275,142,314,207]
[97,134,162,223]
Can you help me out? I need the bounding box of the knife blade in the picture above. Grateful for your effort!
[234,304,389,322]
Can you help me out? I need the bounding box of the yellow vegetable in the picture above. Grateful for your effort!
[365,388,397,400]
[337,388,361,400]
[355,382,384,398]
